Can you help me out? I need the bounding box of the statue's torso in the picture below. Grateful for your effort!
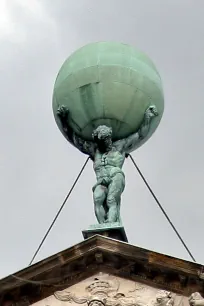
[93,147,125,180]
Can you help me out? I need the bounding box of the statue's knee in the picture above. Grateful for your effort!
[94,193,104,205]
[107,195,116,207]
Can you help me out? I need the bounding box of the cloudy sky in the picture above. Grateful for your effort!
[1,0,204,278]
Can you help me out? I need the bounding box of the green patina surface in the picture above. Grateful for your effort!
[53,41,164,144]
[57,104,158,225]
[54,42,164,227]
[82,222,128,242]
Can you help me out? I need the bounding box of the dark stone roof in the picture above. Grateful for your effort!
[0,235,203,305]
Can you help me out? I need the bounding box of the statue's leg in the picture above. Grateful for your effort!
[106,173,125,223]
[93,185,107,223]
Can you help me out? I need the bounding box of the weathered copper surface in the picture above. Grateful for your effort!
[82,222,128,242]
[53,42,164,143]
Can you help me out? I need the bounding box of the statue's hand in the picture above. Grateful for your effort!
[145,105,158,119]
[57,105,69,121]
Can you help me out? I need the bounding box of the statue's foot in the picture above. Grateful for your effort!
[104,220,111,224]
[104,219,118,224]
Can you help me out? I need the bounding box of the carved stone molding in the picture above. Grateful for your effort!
[154,290,174,306]
[54,278,175,306]
[189,292,204,306]
[54,278,144,306]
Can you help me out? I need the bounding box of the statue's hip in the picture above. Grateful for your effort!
[93,169,125,192]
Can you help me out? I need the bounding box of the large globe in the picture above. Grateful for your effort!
[53,42,164,148]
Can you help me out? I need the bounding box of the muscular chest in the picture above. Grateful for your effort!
[94,149,125,166]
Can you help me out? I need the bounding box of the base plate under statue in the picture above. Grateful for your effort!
[82,222,128,243]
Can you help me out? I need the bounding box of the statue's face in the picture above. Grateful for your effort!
[97,133,112,149]
[92,125,112,151]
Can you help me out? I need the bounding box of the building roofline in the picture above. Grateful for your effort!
[0,235,203,302]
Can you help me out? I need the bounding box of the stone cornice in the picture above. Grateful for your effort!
[0,235,203,305]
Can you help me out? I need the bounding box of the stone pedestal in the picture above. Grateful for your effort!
[82,222,128,242]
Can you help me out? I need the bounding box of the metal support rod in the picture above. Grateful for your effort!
[29,156,90,266]
[128,153,196,262]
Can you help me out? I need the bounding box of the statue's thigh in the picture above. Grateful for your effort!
[93,185,107,201]
[108,174,125,198]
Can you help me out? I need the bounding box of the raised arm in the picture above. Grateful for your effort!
[114,105,158,153]
[57,105,95,159]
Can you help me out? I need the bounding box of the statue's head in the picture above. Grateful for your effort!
[92,125,112,152]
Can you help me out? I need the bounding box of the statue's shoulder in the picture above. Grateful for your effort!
[95,149,101,156]
[113,139,125,152]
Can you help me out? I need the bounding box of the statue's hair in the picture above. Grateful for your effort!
[92,125,112,139]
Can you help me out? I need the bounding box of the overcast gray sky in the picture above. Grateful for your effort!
[0,0,204,278]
